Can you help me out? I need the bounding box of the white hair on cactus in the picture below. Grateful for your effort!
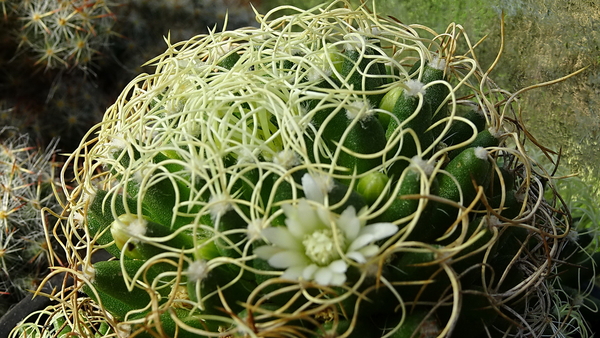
[488,215,502,227]
[127,218,148,239]
[345,100,373,121]
[430,55,446,70]
[107,133,127,156]
[116,323,132,338]
[410,155,435,177]
[246,219,265,241]
[343,33,366,51]
[273,149,300,169]
[187,260,209,282]
[306,67,332,83]
[236,147,256,164]
[474,147,489,160]
[488,126,503,139]
[404,79,426,97]
[72,211,85,227]
[208,193,233,221]
[133,166,153,184]
[566,229,579,243]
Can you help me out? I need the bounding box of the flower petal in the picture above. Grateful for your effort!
[348,223,397,252]
[337,206,360,240]
[284,216,306,238]
[329,272,347,286]
[357,244,380,258]
[328,260,348,274]
[269,250,308,269]
[254,245,282,260]
[284,200,320,237]
[347,233,375,252]
[262,227,301,250]
[302,264,319,280]
[281,266,304,280]
[302,173,325,203]
[361,222,399,240]
[346,251,367,263]
[314,267,333,286]
[316,205,332,227]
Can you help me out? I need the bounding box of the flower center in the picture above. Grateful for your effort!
[302,228,345,266]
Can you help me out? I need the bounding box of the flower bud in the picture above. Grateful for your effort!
[356,172,390,205]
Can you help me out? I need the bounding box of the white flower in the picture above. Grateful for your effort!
[254,173,398,286]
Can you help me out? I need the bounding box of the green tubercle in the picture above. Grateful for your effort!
[356,171,390,205]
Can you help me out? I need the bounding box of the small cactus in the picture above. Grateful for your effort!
[0,128,59,316]
[9,0,116,70]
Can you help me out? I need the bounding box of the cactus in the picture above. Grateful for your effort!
[6,0,116,71]
[13,2,596,337]
[0,128,59,317]
[0,0,117,151]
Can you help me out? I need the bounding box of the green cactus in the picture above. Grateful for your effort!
[13,2,596,337]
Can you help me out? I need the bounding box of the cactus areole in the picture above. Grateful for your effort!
[38,2,584,338]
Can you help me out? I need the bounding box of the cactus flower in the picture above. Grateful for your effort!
[255,173,398,286]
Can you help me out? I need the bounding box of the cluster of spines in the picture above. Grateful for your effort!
[4,0,117,71]
[0,129,59,316]
[0,0,118,152]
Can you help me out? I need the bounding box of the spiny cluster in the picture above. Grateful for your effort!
[2,0,116,70]
[0,129,59,316]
